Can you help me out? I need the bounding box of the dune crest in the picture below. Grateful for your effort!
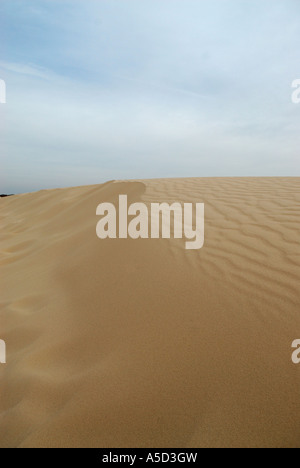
[0,178,300,448]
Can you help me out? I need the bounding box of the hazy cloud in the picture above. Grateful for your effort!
[0,0,299,193]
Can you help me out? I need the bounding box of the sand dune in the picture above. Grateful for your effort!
[0,177,300,448]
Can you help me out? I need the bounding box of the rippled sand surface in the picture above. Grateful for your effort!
[0,178,299,448]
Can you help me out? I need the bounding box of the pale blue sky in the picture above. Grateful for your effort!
[0,0,300,193]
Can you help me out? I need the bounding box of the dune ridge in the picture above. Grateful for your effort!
[0,177,300,448]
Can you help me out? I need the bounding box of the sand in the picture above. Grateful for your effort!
[0,177,299,448]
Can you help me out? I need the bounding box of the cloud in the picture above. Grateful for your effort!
[0,61,55,80]
[0,0,300,193]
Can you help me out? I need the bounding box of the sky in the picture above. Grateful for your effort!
[0,0,300,193]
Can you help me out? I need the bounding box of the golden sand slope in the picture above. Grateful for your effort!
[0,178,300,448]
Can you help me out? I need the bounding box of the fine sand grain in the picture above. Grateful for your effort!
[0,177,299,448]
